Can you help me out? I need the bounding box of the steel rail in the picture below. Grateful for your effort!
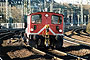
[64,36,90,47]
[48,49,86,60]
[24,45,63,60]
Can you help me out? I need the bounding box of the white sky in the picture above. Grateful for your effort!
[54,0,90,5]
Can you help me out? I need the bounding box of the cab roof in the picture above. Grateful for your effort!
[27,12,63,16]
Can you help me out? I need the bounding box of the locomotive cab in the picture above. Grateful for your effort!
[26,12,64,49]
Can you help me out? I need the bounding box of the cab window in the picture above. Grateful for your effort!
[31,14,42,24]
[52,15,62,24]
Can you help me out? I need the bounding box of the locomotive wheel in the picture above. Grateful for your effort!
[38,39,41,46]
[50,36,55,47]
[33,35,39,48]
[33,35,44,48]
[33,35,39,40]
[37,36,45,47]
[55,35,63,49]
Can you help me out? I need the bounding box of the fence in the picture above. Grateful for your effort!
[1,23,24,29]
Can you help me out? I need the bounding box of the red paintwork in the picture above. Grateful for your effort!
[27,12,64,35]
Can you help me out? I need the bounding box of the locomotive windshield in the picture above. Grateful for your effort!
[31,14,42,24]
[52,15,62,24]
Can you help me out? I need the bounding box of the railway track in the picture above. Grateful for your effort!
[63,39,80,46]
[64,27,90,46]
[80,32,90,37]
[1,38,89,60]
[0,29,23,45]
[63,39,90,59]
[64,36,90,47]
[47,49,86,60]
[73,28,90,37]
[25,39,88,60]
[43,49,86,60]
[6,43,63,60]
[62,27,90,60]
[1,28,90,60]
[1,37,87,60]
[0,29,24,40]
[25,46,63,60]
[0,29,24,60]
[0,30,62,60]
[25,45,87,60]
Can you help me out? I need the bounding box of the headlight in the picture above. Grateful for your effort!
[31,28,34,31]
[45,14,49,17]
[59,29,62,32]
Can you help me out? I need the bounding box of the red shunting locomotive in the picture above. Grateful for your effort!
[25,12,64,48]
